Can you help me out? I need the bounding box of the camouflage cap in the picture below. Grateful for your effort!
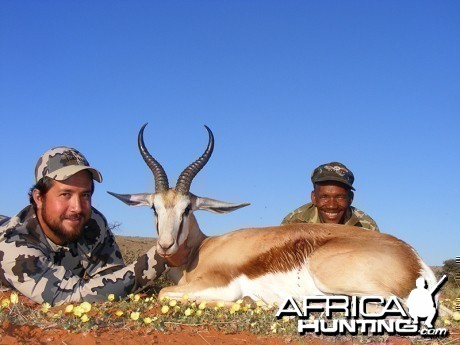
[34,147,102,183]
[311,162,355,191]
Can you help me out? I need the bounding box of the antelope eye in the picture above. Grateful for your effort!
[151,205,157,215]
[184,205,191,216]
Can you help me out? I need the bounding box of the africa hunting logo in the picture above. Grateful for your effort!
[276,275,449,337]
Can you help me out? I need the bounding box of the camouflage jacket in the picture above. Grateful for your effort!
[281,202,380,232]
[0,205,167,306]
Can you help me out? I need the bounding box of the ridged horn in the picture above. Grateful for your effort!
[176,125,214,194]
[138,123,169,192]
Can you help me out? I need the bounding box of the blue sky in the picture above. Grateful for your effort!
[1,1,458,266]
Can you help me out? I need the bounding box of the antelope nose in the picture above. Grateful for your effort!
[159,239,175,251]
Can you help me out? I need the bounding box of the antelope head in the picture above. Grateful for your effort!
[108,123,250,265]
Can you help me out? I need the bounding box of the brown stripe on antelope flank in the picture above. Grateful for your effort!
[186,225,333,287]
[234,226,334,279]
[240,236,330,278]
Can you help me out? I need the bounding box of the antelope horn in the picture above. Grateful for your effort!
[176,125,214,194]
[138,123,169,192]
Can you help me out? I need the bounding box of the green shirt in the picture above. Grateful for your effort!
[281,202,380,232]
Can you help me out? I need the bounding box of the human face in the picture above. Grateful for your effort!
[33,171,93,245]
[311,183,352,224]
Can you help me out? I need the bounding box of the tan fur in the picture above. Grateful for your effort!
[168,221,423,299]
[162,190,182,208]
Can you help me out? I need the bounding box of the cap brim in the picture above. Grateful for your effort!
[44,166,103,183]
[313,177,355,190]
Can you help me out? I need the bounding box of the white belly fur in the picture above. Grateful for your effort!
[239,263,325,304]
[173,261,325,305]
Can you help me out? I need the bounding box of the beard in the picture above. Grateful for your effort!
[41,200,89,244]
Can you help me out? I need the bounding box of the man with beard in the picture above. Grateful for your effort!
[0,147,186,306]
[281,162,379,231]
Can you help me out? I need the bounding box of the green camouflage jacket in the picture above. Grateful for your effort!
[281,202,380,232]
[0,205,167,306]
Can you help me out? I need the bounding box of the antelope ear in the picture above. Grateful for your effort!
[193,195,250,214]
[107,191,153,207]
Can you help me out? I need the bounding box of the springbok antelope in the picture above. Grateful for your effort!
[109,124,437,306]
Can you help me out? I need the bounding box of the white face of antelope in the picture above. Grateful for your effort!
[152,190,193,257]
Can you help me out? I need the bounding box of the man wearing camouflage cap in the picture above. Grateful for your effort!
[281,162,379,231]
[0,147,184,306]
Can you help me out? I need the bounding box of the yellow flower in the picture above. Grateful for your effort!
[161,305,170,314]
[79,301,92,313]
[198,301,207,310]
[216,301,225,308]
[65,305,74,313]
[443,318,451,326]
[160,295,169,303]
[182,294,189,301]
[80,314,89,323]
[256,300,264,307]
[453,312,460,321]
[115,310,124,317]
[1,299,10,308]
[236,299,243,304]
[282,316,290,323]
[184,308,193,316]
[133,294,141,302]
[169,299,177,307]
[107,294,115,302]
[130,311,140,321]
[41,302,51,314]
[9,292,19,305]
[230,303,241,312]
[143,317,152,324]
[196,310,203,317]
[73,306,84,317]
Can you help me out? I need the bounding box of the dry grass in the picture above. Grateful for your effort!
[1,288,458,344]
